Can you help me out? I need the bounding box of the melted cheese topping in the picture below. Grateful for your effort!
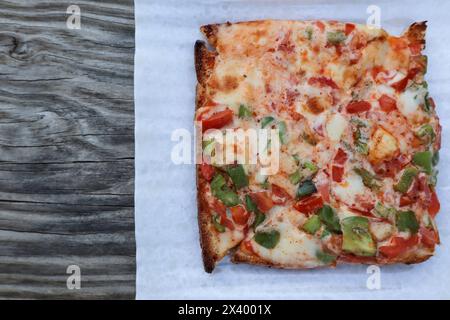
[398,86,426,117]
[326,113,348,141]
[251,207,323,267]
[333,170,366,205]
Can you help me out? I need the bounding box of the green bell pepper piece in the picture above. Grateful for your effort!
[373,202,397,220]
[416,124,435,143]
[226,164,248,189]
[327,31,346,44]
[296,180,317,199]
[396,211,419,234]
[413,151,433,174]
[238,104,252,118]
[217,191,241,207]
[318,205,341,233]
[252,212,266,230]
[320,229,331,239]
[304,161,318,173]
[316,251,337,264]
[303,215,321,234]
[394,167,419,193]
[261,116,275,128]
[341,216,376,257]
[254,230,280,249]
[289,171,302,185]
[210,174,240,207]
[278,121,288,144]
[244,194,257,212]
[354,167,381,190]
[210,174,226,193]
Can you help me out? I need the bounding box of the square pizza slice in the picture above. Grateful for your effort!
[195,20,441,273]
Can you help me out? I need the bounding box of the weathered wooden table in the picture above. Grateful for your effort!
[0,0,135,299]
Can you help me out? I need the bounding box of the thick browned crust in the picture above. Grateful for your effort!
[195,40,217,111]
[195,35,219,273]
[232,248,270,267]
[404,21,427,48]
[197,173,218,273]
[200,24,220,47]
[194,40,216,86]
[233,248,434,269]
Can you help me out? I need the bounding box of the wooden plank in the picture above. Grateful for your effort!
[0,0,135,299]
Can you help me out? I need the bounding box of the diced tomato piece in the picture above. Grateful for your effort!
[250,192,274,213]
[196,109,209,121]
[407,67,421,79]
[200,163,215,181]
[201,109,234,132]
[211,200,235,230]
[346,100,371,113]
[205,100,219,107]
[418,175,432,207]
[289,110,304,121]
[345,23,355,35]
[230,205,250,225]
[399,195,414,207]
[332,165,344,183]
[371,66,384,80]
[211,199,226,216]
[271,184,292,205]
[391,68,421,92]
[316,180,330,203]
[219,216,235,230]
[354,195,376,212]
[428,191,440,217]
[332,149,347,183]
[420,227,439,248]
[334,148,348,165]
[391,76,409,92]
[374,155,410,178]
[308,76,338,89]
[348,206,375,218]
[391,77,409,92]
[405,177,420,200]
[215,204,235,230]
[378,94,397,112]
[379,235,419,258]
[315,21,325,32]
[294,194,324,214]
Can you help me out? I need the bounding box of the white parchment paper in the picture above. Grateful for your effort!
[135,0,450,299]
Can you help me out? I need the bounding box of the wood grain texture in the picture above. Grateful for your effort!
[0,0,135,299]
